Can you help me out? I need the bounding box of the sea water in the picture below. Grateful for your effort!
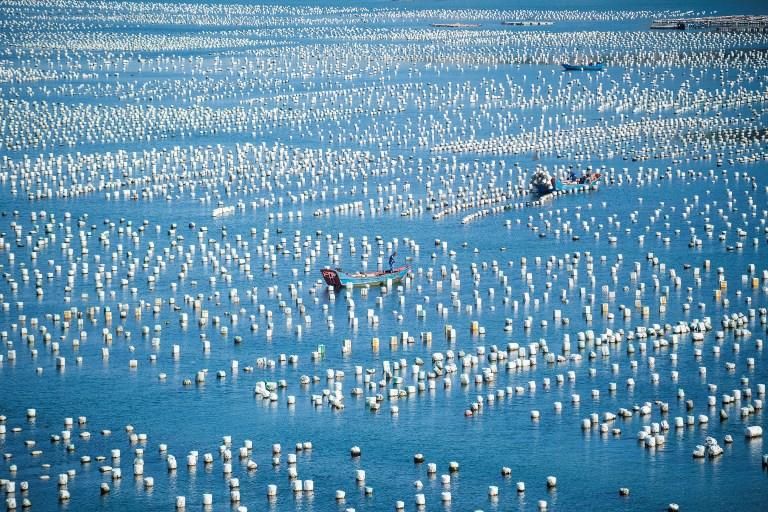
[1,1,767,511]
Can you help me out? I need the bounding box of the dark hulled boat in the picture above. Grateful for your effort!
[562,62,604,71]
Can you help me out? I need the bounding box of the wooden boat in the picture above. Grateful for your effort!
[321,266,409,288]
[562,62,604,71]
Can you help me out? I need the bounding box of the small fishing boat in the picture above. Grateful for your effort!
[529,168,601,196]
[562,62,604,71]
[321,266,410,288]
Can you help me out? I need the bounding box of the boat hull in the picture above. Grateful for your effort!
[562,63,604,71]
[321,266,409,288]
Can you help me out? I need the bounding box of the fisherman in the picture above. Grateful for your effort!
[388,251,397,272]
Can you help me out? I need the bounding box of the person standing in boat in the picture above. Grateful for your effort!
[388,251,397,272]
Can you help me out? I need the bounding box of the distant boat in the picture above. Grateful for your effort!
[529,168,601,196]
[431,23,481,28]
[321,266,410,288]
[502,20,554,27]
[562,62,604,71]
[650,21,686,30]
